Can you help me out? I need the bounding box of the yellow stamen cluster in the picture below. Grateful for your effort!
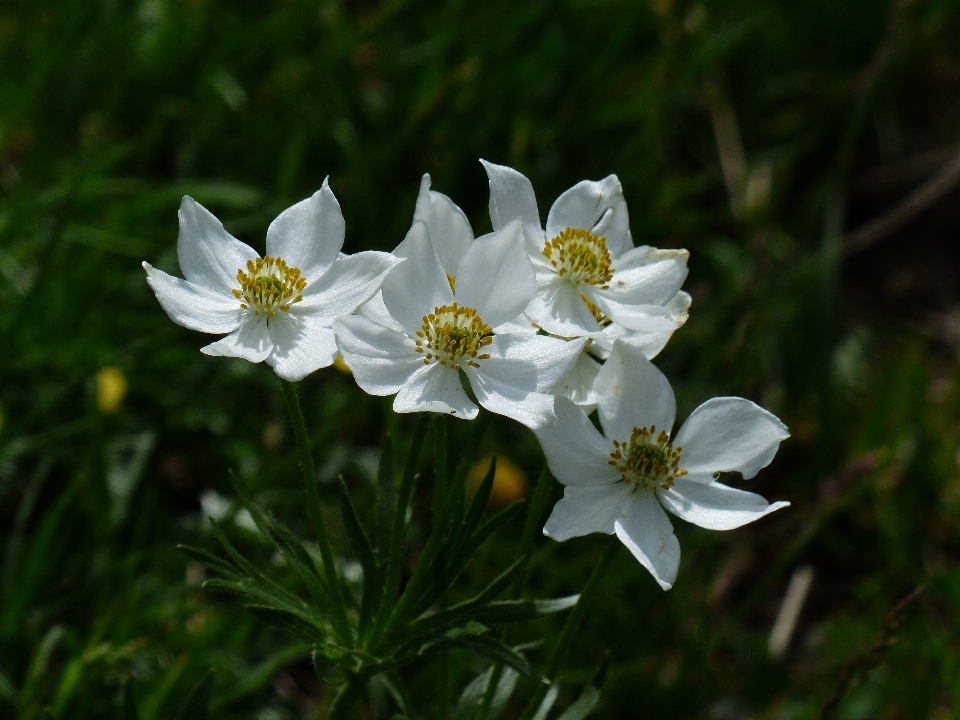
[415,303,493,369]
[609,426,687,491]
[542,228,614,287]
[232,256,306,317]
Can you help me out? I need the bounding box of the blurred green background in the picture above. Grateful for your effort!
[3,0,960,717]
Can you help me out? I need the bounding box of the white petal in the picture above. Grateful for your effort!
[659,479,790,531]
[394,363,478,419]
[413,174,474,276]
[355,291,403,332]
[594,342,676,444]
[603,246,689,306]
[265,315,339,381]
[201,318,273,363]
[600,291,691,359]
[143,262,242,333]
[615,491,680,590]
[334,316,423,395]
[480,159,544,256]
[673,398,790,480]
[454,219,535,329]
[492,314,539,335]
[532,397,621,487]
[297,251,402,325]
[545,176,631,259]
[526,273,600,337]
[553,349,603,409]
[465,366,555,429]
[265,179,344,279]
[480,334,585,393]
[383,222,453,337]
[543,483,632,541]
[582,292,684,333]
[177,197,259,295]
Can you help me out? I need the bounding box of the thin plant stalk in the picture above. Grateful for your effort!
[280,378,351,641]
[518,543,620,720]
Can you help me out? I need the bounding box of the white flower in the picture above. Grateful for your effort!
[334,218,585,429]
[143,180,401,382]
[480,160,691,395]
[535,341,790,590]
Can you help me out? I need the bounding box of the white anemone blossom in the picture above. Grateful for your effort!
[481,160,692,408]
[143,181,401,382]
[535,341,790,590]
[334,217,585,429]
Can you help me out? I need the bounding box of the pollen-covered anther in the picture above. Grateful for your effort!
[608,425,687,491]
[234,256,307,317]
[542,227,614,287]
[415,302,493,369]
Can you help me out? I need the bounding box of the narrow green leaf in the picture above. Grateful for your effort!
[421,635,545,683]
[376,437,396,566]
[201,578,330,636]
[473,596,580,625]
[459,456,496,546]
[174,670,214,720]
[228,472,327,604]
[555,655,608,720]
[244,605,326,643]
[449,410,492,533]
[336,475,380,630]
[530,686,559,720]
[176,545,242,582]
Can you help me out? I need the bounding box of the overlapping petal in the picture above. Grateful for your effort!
[177,197,259,295]
[334,315,423,395]
[533,397,621,487]
[265,179,344,280]
[480,159,544,256]
[480,334,585,393]
[543,484,631,541]
[545,176,631,259]
[143,262,243,333]
[413,174,474,276]
[615,492,680,591]
[383,222,453,337]
[464,366,555,429]
[266,315,340,382]
[201,319,273,363]
[297,251,402,325]
[394,363,478,419]
[674,398,790,480]
[659,480,790,531]
[594,343,676,444]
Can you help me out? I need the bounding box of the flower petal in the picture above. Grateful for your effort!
[383,221,453,337]
[394,363,478,419]
[614,491,680,590]
[543,483,632,541]
[297,251,402,325]
[143,262,243,333]
[334,316,423,395]
[545,176,631,259]
[265,179,344,279]
[594,342,676,444]
[355,291,404,332]
[658,479,790,531]
[532,397,621,487]
[413,174,474,276]
[599,291,691,359]
[480,159,544,256]
[265,315,339,381]
[481,334,585,393]
[177,196,259,295]
[527,273,601,336]
[465,365,555,429]
[552,349,603,409]
[605,246,689,306]
[201,318,273,363]
[454,219,534,328]
[673,397,790,480]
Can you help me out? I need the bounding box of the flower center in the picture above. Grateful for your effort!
[233,256,306,317]
[542,228,613,287]
[608,426,687,491]
[415,303,493,369]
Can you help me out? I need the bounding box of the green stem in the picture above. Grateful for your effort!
[329,672,366,720]
[280,379,351,641]
[368,414,429,650]
[433,415,451,719]
[518,543,619,720]
[450,410,493,531]
[476,466,553,720]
